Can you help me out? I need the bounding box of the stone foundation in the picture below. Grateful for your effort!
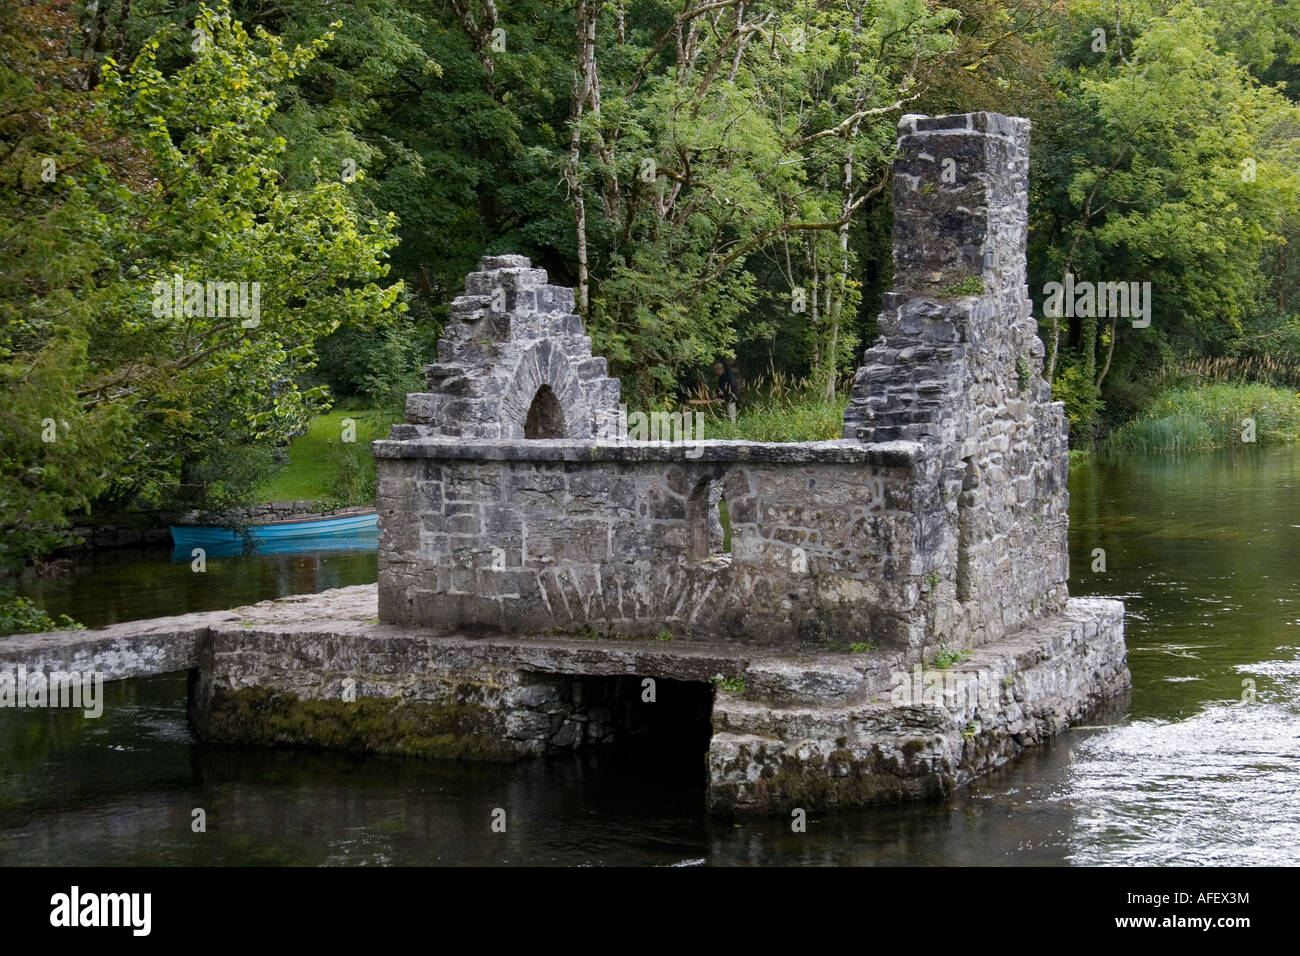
[2,584,1124,813]
[707,597,1127,812]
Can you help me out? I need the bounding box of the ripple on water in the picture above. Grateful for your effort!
[1064,680,1300,866]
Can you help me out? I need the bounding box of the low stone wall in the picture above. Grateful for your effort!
[374,436,1070,654]
[3,586,1127,814]
[58,520,173,555]
[375,438,947,649]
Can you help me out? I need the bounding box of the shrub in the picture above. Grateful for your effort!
[317,439,378,510]
[0,594,82,637]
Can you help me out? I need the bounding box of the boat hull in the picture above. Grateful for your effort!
[170,512,378,549]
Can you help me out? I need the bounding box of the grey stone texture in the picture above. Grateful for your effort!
[373,446,937,647]
[400,254,622,441]
[842,111,1070,651]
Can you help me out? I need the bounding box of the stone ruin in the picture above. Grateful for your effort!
[376,112,1069,653]
[361,111,1129,812]
[401,259,622,442]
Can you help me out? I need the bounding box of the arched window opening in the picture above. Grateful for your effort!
[524,385,566,439]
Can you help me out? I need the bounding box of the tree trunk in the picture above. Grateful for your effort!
[564,1,602,314]
[1096,315,1117,388]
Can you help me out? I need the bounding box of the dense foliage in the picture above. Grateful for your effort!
[2,0,1298,567]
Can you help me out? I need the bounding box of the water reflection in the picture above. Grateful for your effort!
[16,546,377,630]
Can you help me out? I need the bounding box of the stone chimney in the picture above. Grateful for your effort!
[843,111,1069,647]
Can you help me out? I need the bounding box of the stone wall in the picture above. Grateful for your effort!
[842,112,1070,650]
[374,110,1074,657]
[375,439,941,648]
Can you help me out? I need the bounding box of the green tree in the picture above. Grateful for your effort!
[0,4,402,567]
[1031,0,1300,439]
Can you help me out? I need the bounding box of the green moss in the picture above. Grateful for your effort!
[552,625,602,640]
[711,674,746,694]
[1016,355,1031,393]
[939,275,985,298]
[932,645,973,669]
[731,748,953,812]
[848,641,874,653]
[196,686,517,761]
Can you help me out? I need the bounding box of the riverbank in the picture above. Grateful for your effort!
[1105,382,1300,453]
[254,407,393,504]
[4,407,394,568]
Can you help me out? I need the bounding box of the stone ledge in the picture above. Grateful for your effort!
[706,596,1128,812]
[899,110,1029,139]
[0,587,381,682]
[0,611,220,681]
[372,437,925,467]
[4,586,1130,816]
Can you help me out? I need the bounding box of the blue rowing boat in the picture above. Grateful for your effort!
[169,510,378,550]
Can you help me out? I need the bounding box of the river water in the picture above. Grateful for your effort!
[2,447,1298,865]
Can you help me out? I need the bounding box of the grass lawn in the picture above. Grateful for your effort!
[256,408,392,503]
